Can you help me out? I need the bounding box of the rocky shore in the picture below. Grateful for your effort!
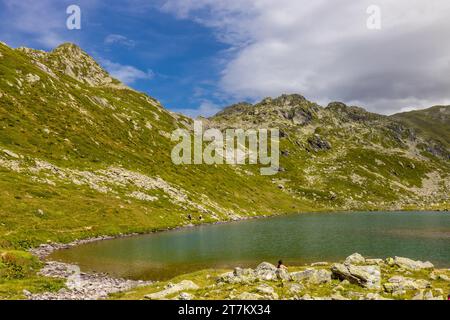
[141,253,450,301]
[28,239,450,300]
[27,261,151,300]
[28,238,151,300]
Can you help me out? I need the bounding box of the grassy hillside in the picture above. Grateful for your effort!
[0,43,316,250]
[0,42,449,299]
[0,43,449,252]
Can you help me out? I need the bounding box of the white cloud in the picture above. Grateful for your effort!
[100,59,154,84]
[175,100,222,118]
[161,0,450,114]
[104,34,136,47]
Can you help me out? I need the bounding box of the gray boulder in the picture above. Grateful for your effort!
[383,276,430,294]
[290,269,331,284]
[256,284,278,299]
[287,283,304,294]
[178,292,194,300]
[331,263,381,289]
[255,262,277,281]
[391,257,434,271]
[344,253,366,265]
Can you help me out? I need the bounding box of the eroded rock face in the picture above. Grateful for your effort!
[307,134,332,151]
[331,263,381,289]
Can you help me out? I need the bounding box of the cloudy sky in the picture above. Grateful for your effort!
[1,0,449,117]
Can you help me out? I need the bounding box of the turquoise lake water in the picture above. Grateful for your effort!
[49,211,450,280]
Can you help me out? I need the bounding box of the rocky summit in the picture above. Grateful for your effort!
[0,42,449,300]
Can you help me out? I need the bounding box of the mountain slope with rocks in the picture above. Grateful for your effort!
[391,105,450,149]
[0,42,449,299]
[0,43,449,249]
[209,94,449,212]
[0,42,308,250]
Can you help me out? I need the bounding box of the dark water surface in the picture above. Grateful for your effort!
[49,211,450,280]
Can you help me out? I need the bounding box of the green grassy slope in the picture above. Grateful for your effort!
[0,43,314,250]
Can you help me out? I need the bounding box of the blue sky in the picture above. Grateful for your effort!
[1,0,450,116]
[0,0,231,117]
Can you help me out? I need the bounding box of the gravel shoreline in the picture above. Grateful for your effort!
[28,236,152,300]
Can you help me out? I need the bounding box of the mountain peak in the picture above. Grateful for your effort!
[53,42,82,51]
[47,43,118,87]
[16,42,120,87]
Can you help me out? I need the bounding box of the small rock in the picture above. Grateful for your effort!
[256,284,278,299]
[438,274,450,282]
[412,290,424,300]
[178,292,193,300]
[365,259,383,266]
[287,283,304,294]
[344,253,366,265]
[424,290,434,300]
[23,290,32,297]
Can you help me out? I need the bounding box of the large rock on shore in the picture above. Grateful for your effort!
[331,263,381,289]
[389,257,434,271]
[290,269,331,284]
[255,262,278,281]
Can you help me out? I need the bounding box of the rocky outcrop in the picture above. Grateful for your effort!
[383,276,430,296]
[291,269,331,284]
[331,263,381,289]
[388,256,434,271]
[307,134,332,151]
[29,261,150,300]
[255,262,278,281]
